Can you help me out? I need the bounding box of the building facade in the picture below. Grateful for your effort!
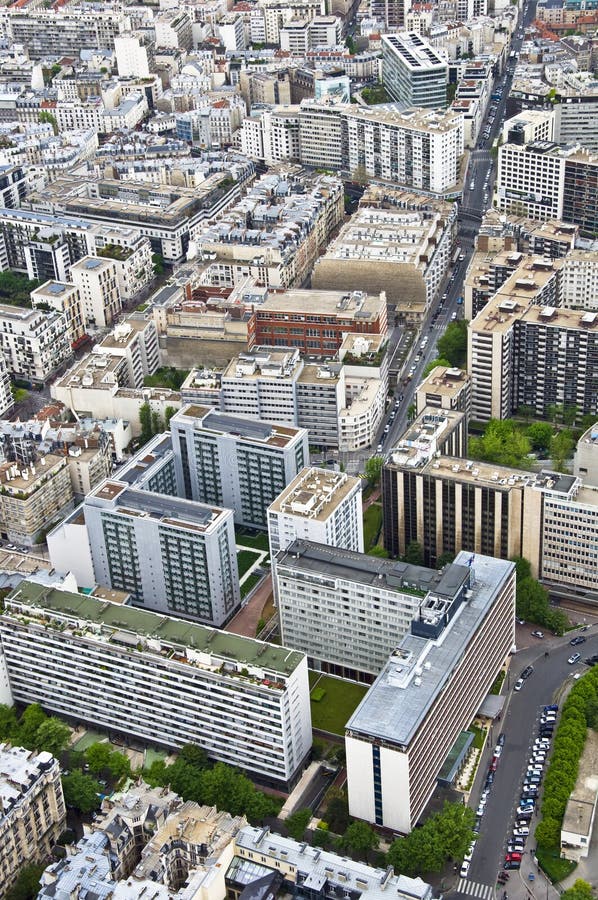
[381,32,448,109]
[0,581,312,789]
[0,304,72,383]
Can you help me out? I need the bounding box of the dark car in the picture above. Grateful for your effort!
[521,666,534,679]
[497,733,506,746]
[570,636,586,646]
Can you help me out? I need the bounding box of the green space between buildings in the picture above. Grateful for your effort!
[309,672,368,736]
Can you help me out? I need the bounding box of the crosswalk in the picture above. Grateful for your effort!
[456,878,495,900]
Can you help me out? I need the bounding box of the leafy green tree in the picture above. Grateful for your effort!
[139,401,153,443]
[312,828,331,848]
[152,253,164,276]
[17,703,47,748]
[62,771,102,813]
[469,419,531,468]
[560,881,594,900]
[527,422,553,453]
[534,816,561,847]
[432,801,476,861]
[550,429,575,470]
[39,109,58,135]
[365,456,383,486]
[437,551,455,567]
[511,556,531,583]
[0,703,18,740]
[5,862,46,900]
[404,541,424,565]
[179,743,209,770]
[368,545,389,558]
[151,410,163,435]
[423,358,452,378]
[286,807,312,840]
[107,750,131,780]
[143,758,168,787]
[34,717,71,757]
[85,742,111,773]
[340,820,379,861]
[436,320,468,367]
[164,405,177,427]
[326,788,350,834]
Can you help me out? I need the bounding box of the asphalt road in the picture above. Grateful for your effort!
[450,626,598,900]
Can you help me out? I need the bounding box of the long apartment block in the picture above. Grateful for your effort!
[346,552,515,833]
[0,581,312,789]
[170,404,308,530]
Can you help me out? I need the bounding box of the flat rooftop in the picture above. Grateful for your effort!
[95,319,151,351]
[385,411,465,468]
[173,405,302,447]
[6,580,304,677]
[0,454,66,493]
[418,366,469,398]
[562,729,598,838]
[346,552,515,746]
[223,349,303,382]
[277,539,469,598]
[319,207,442,265]
[256,288,383,320]
[382,31,446,70]
[87,482,227,532]
[270,468,358,520]
[1,744,55,815]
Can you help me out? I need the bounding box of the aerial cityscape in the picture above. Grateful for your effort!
[0,0,596,898]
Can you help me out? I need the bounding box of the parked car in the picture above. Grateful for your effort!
[514,678,524,691]
[521,666,534,679]
[544,705,558,713]
[570,636,586,646]
[568,653,582,665]
[531,630,544,638]
[514,827,530,837]
[460,861,470,878]
[497,733,506,746]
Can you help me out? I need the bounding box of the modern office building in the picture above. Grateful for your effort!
[0,745,66,899]
[247,288,388,357]
[170,405,308,530]
[381,32,448,109]
[0,581,312,789]
[0,304,72,384]
[268,467,363,556]
[275,541,470,681]
[468,278,598,422]
[346,552,515,833]
[83,479,240,627]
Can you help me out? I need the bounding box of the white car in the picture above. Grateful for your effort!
[493,745,502,757]
[460,861,470,878]
[514,827,530,836]
[514,678,524,691]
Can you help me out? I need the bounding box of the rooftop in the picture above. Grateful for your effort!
[317,207,444,265]
[5,580,305,677]
[562,729,598,837]
[173,405,303,447]
[385,411,465,469]
[1,744,56,819]
[346,553,515,746]
[417,366,469,398]
[0,454,66,493]
[269,468,358,520]
[87,482,228,532]
[382,31,447,70]
[255,287,385,320]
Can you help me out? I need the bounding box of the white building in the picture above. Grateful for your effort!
[381,32,448,109]
[0,357,12,419]
[170,405,309,530]
[268,467,363,556]
[30,280,85,346]
[114,35,151,78]
[346,553,515,833]
[0,579,312,789]
[239,108,302,165]
[218,14,246,51]
[70,256,122,328]
[90,318,160,389]
[0,304,72,383]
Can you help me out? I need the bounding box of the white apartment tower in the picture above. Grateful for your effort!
[70,256,122,328]
[268,467,364,556]
[381,32,448,109]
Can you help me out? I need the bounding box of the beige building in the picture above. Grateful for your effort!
[0,453,74,545]
[561,730,598,862]
[415,365,471,416]
[0,744,66,898]
[574,422,598,487]
[312,195,456,321]
[69,256,122,328]
[30,280,85,346]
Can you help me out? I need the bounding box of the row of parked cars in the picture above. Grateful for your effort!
[460,733,507,877]
[504,705,558,871]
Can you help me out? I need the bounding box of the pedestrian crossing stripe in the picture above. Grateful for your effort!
[456,878,495,900]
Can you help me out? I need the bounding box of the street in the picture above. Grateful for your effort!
[447,625,598,900]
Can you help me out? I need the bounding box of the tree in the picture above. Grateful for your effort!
[365,455,383,486]
[39,109,58,135]
[340,820,379,861]
[85,742,111,773]
[152,253,164,276]
[326,788,350,834]
[423,358,452,379]
[62,771,102,814]
[5,862,46,900]
[436,320,468,367]
[139,401,153,444]
[285,807,312,840]
[368,545,389,558]
[526,422,553,453]
[560,881,594,900]
[511,556,531,583]
[534,816,561,847]
[151,410,163,435]
[17,703,47,748]
[164,405,177,428]
[107,750,131,780]
[387,801,474,877]
[469,419,531,468]
[437,551,455,567]
[0,703,18,740]
[404,541,424,565]
[550,429,575,470]
[432,801,476,861]
[179,743,209,770]
[34,717,71,758]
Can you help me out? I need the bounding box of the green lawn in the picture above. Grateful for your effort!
[235,529,270,551]
[144,747,168,768]
[237,549,260,578]
[72,730,110,751]
[363,503,383,551]
[240,573,261,599]
[309,673,369,736]
[536,842,576,883]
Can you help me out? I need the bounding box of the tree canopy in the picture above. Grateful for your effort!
[423,358,452,379]
[62,770,102,814]
[365,455,383,486]
[436,320,468,367]
[469,419,531,468]
[387,802,475,876]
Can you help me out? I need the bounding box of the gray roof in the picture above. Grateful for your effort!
[346,553,514,747]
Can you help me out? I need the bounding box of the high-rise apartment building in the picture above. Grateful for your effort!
[346,553,515,833]
[415,366,471,416]
[0,580,312,789]
[0,745,66,899]
[0,454,74,546]
[69,256,122,328]
[275,541,467,681]
[0,304,73,384]
[170,405,308,530]
[268,467,364,556]
[0,357,12,420]
[83,480,240,627]
[381,33,448,109]
[30,281,85,347]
